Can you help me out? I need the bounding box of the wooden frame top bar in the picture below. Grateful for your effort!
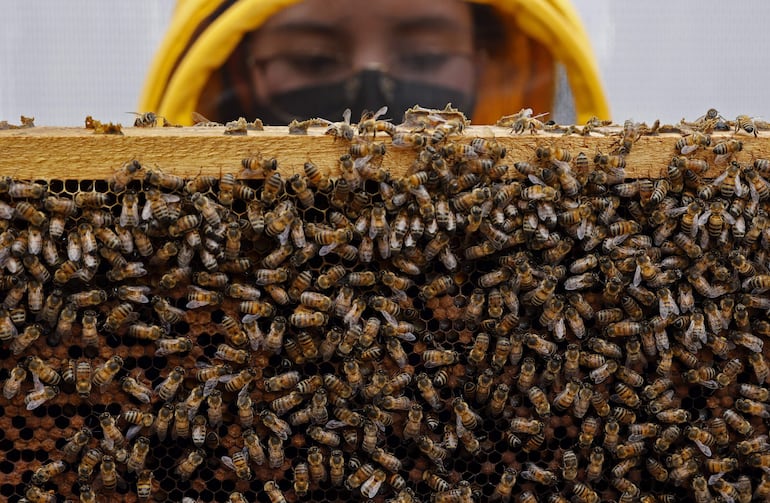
[1,126,767,180]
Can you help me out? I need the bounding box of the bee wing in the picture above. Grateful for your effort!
[126,424,143,441]
[0,201,14,219]
[153,378,170,394]
[206,376,227,396]
[154,346,171,357]
[32,373,43,392]
[137,390,152,404]
[379,311,399,326]
[734,173,744,197]
[362,476,383,498]
[133,287,151,303]
[665,205,690,218]
[101,437,115,452]
[162,193,181,204]
[221,456,236,471]
[236,385,250,402]
[319,243,340,257]
[241,314,262,325]
[25,394,44,410]
[353,155,373,170]
[277,225,292,246]
[325,420,349,429]
[141,201,153,221]
[186,299,211,309]
[342,108,351,125]
[192,112,213,125]
[712,169,729,187]
[707,472,724,486]
[373,106,388,120]
[757,435,770,451]
[246,333,263,351]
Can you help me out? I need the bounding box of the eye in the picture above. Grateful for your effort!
[397,53,453,73]
[282,54,346,77]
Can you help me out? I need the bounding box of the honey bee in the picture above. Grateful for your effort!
[185,285,223,309]
[120,375,153,404]
[656,408,691,424]
[711,138,743,164]
[155,336,193,356]
[261,410,292,440]
[577,415,600,449]
[422,348,459,368]
[222,448,252,480]
[31,459,68,487]
[267,435,286,468]
[15,201,47,227]
[615,441,647,459]
[523,385,549,417]
[1,363,30,403]
[499,107,548,134]
[211,342,246,364]
[416,435,449,470]
[90,455,117,493]
[24,371,58,411]
[488,467,517,502]
[268,390,302,416]
[8,322,41,355]
[134,469,154,499]
[175,449,205,481]
[521,462,558,486]
[731,114,759,137]
[125,436,150,473]
[452,397,480,430]
[676,132,711,154]
[320,448,344,487]
[366,446,401,473]
[167,403,191,441]
[151,366,184,402]
[736,397,770,418]
[589,360,618,384]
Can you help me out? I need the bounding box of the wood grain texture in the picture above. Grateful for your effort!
[1,126,768,180]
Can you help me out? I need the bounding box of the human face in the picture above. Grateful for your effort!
[246,0,479,119]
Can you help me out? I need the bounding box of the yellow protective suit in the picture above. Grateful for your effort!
[139,0,610,125]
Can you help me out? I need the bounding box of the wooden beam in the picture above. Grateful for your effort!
[0,126,767,180]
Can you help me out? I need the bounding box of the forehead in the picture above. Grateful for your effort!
[258,0,473,35]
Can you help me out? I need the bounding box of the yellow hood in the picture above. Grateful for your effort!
[139,0,610,125]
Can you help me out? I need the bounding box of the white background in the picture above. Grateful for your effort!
[1,1,768,126]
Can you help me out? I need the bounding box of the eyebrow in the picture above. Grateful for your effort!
[263,15,467,38]
[260,21,340,38]
[393,16,469,35]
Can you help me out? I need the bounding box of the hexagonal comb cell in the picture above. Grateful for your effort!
[1,115,770,502]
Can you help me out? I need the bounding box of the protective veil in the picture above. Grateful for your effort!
[139,0,610,125]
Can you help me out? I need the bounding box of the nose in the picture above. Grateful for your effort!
[349,34,391,74]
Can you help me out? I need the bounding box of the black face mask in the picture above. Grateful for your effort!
[248,69,475,125]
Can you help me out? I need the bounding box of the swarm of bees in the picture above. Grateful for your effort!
[3,107,770,502]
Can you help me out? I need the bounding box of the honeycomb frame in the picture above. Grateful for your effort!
[1,113,770,502]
